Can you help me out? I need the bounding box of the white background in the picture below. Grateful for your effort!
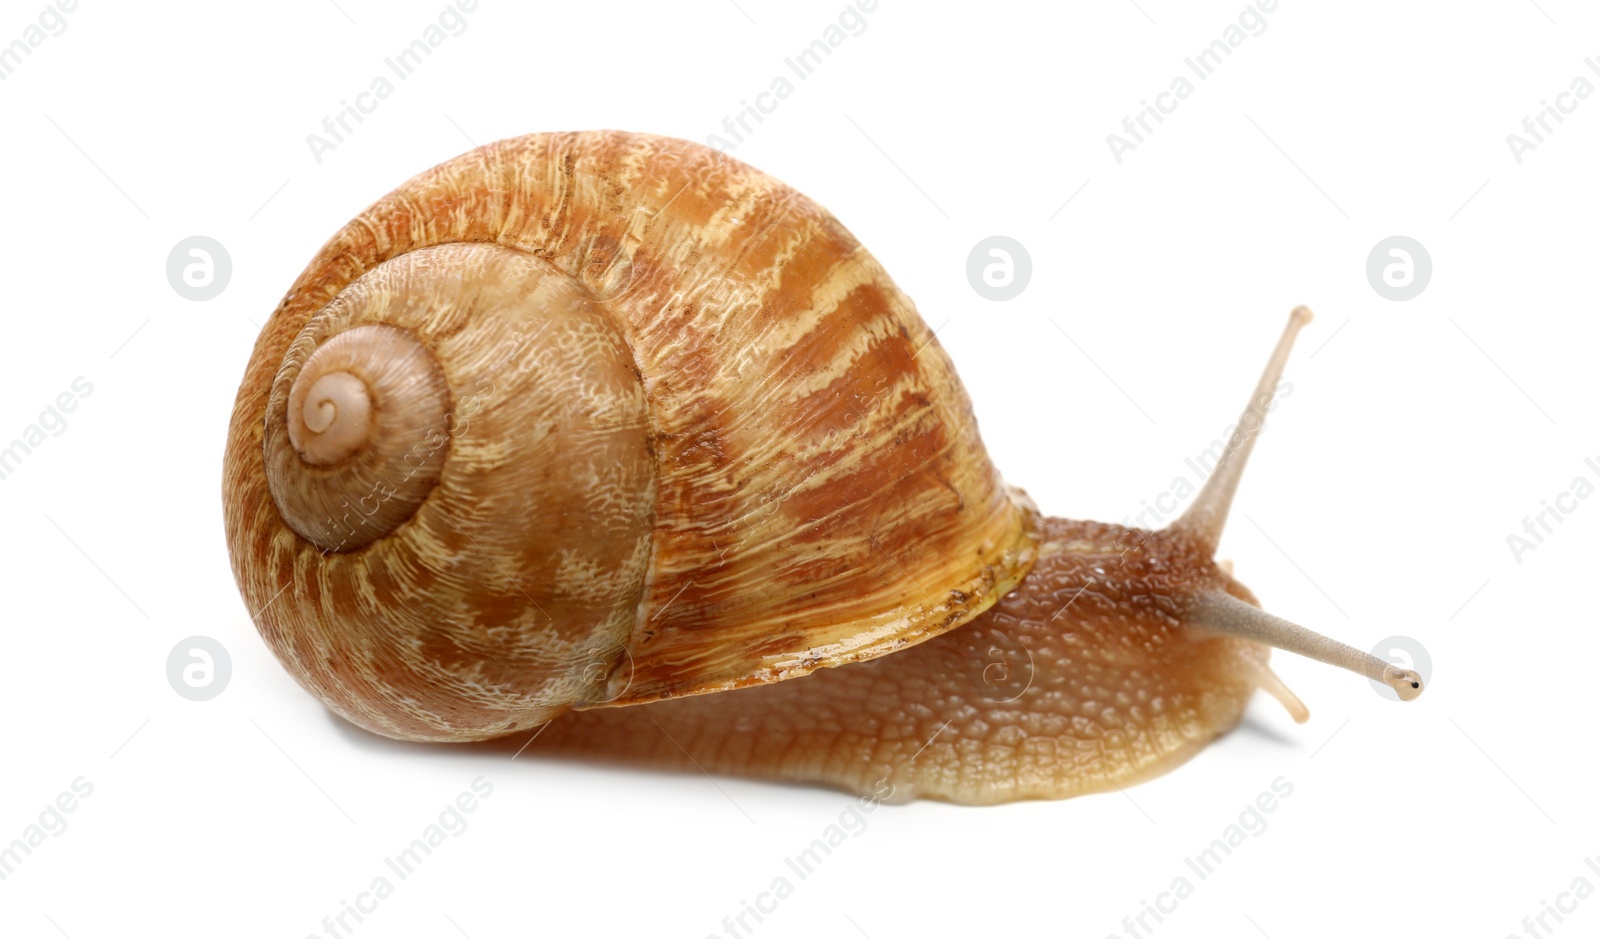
[1,1,1594,937]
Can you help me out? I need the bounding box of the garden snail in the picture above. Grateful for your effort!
[224,130,1422,805]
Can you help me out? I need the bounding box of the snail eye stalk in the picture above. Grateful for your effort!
[1170,305,1311,555]
[1167,306,1423,704]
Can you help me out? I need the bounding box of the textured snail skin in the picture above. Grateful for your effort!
[225,132,1038,743]
[526,518,1267,804]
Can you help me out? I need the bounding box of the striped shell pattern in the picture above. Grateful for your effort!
[224,131,1040,742]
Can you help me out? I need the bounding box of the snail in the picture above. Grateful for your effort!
[223,130,1422,805]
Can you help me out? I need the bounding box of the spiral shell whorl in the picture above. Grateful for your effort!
[248,241,656,740]
[270,324,450,552]
[287,368,368,466]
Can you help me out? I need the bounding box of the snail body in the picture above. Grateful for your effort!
[225,131,1419,804]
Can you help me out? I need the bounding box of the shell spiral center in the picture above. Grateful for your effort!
[265,323,451,552]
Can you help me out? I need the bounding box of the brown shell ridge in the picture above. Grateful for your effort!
[238,242,658,740]
[226,132,1040,729]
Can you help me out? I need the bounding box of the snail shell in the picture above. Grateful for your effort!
[225,131,1040,742]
